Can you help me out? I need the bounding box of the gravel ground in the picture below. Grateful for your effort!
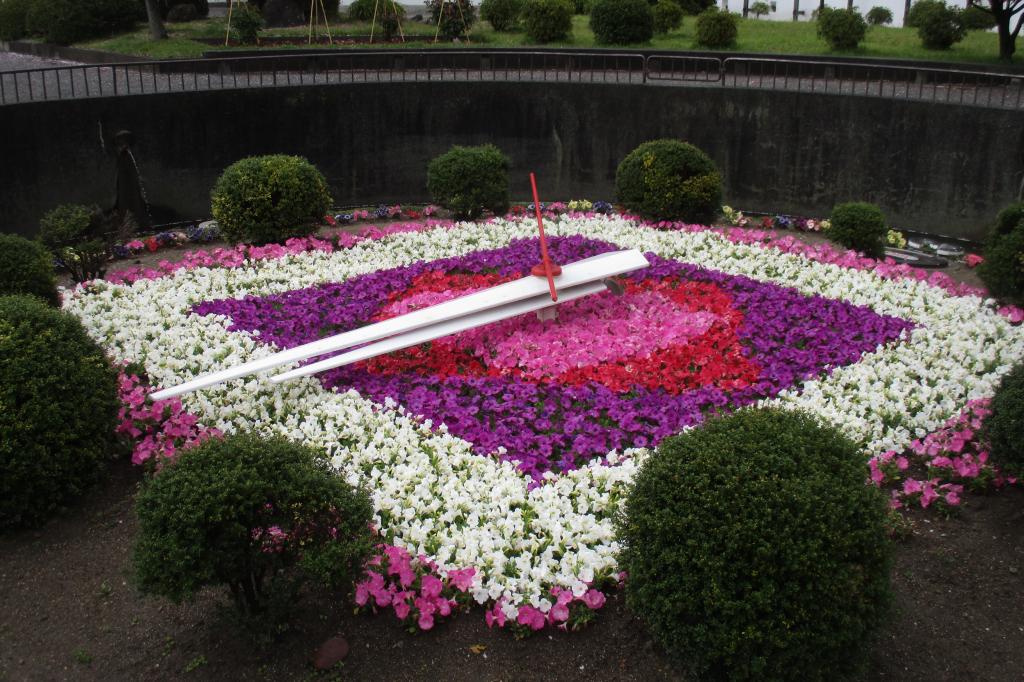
[0,50,81,73]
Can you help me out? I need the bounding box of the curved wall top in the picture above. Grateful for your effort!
[0,76,1021,240]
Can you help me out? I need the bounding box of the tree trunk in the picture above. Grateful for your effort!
[997,19,1017,60]
[144,0,167,40]
[847,0,853,9]
[904,0,912,26]
[743,0,750,17]
[793,0,800,21]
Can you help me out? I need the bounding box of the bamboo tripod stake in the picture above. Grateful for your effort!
[308,0,335,45]
[369,0,407,43]
[433,0,471,43]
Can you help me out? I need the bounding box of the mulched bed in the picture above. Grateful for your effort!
[3,223,1020,681]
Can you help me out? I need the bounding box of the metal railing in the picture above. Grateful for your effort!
[2,50,1022,109]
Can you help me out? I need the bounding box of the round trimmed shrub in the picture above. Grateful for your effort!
[827,202,888,258]
[522,0,573,42]
[961,5,996,30]
[0,234,60,306]
[865,5,893,25]
[991,201,1024,239]
[0,0,32,40]
[916,1,965,49]
[427,145,510,220]
[0,295,119,530]
[211,155,332,245]
[653,0,683,33]
[347,0,406,20]
[694,7,737,47]
[617,407,893,680]
[817,7,867,50]
[590,0,654,44]
[481,0,522,30]
[978,220,1024,304]
[905,0,942,27]
[615,139,722,223]
[986,364,1024,478]
[133,433,375,616]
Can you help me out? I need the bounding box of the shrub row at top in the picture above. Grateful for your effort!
[473,0,993,51]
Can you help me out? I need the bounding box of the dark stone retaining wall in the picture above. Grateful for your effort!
[1,81,1021,240]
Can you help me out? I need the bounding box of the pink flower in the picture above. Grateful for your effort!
[549,602,570,623]
[964,253,984,268]
[446,567,475,592]
[581,589,606,610]
[902,479,922,495]
[485,601,506,628]
[420,575,443,599]
[516,605,546,631]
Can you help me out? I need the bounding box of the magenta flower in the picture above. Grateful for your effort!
[516,605,546,631]
[446,567,476,592]
[420,575,443,599]
[582,589,606,610]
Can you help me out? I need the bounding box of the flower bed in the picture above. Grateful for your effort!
[65,214,1024,626]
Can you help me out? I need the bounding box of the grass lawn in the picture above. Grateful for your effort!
[79,14,1018,66]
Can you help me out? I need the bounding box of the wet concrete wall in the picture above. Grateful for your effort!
[1,81,1021,240]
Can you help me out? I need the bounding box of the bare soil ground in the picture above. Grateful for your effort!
[5,223,1021,682]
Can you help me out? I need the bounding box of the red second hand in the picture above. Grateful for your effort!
[529,172,559,302]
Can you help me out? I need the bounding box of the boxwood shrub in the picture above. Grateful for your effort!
[427,144,510,220]
[978,211,1024,305]
[0,234,60,306]
[985,364,1024,478]
[133,433,375,617]
[615,139,722,223]
[617,407,893,679]
[916,1,966,49]
[694,7,737,48]
[827,202,888,258]
[817,7,868,50]
[26,0,138,45]
[0,295,120,530]
[211,155,332,245]
[37,203,114,283]
[653,0,683,34]
[590,0,654,45]
[481,0,522,30]
[522,0,573,42]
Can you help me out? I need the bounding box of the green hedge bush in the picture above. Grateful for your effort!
[0,234,60,306]
[211,155,332,245]
[615,139,722,223]
[905,0,942,27]
[827,202,888,258]
[427,145,510,220]
[26,0,138,45]
[133,433,374,616]
[0,295,120,530]
[817,7,867,50]
[522,0,573,42]
[978,209,1024,304]
[617,407,893,680]
[0,0,32,40]
[986,364,1024,478]
[694,7,737,48]
[481,0,522,30]
[652,0,683,34]
[590,0,654,44]
[916,1,965,49]
[346,0,406,20]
